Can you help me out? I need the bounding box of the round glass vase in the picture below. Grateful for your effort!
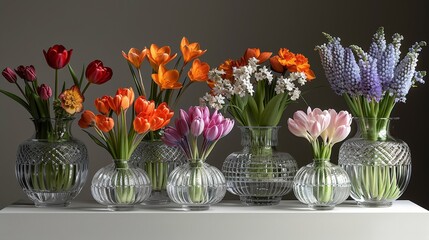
[130,140,185,205]
[167,159,226,211]
[16,118,88,207]
[338,118,411,207]
[293,159,351,210]
[222,126,298,206]
[91,160,152,211]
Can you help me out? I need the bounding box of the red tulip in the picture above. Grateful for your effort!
[85,60,113,85]
[43,44,73,69]
[14,65,36,82]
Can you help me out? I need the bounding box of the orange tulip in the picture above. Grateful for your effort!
[134,96,155,117]
[188,59,210,82]
[116,87,135,105]
[151,102,174,130]
[147,44,177,71]
[180,37,207,65]
[269,55,285,73]
[244,48,272,64]
[277,48,296,68]
[94,96,111,115]
[95,115,114,132]
[122,48,148,68]
[59,85,84,115]
[151,65,182,90]
[78,110,96,128]
[108,94,130,115]
[133,114,151,134]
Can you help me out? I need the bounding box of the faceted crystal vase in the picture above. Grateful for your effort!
[91,160,152,210]
[222,127,298,205]
[16,118,88,207]
[293,159,351,210]
[130,140,185,204]
[339,118,411,207]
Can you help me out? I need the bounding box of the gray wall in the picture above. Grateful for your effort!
[1,0,428,209]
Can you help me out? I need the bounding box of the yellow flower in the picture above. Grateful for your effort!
[59,85,84,115]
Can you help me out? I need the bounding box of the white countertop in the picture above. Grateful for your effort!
[1,200,428,240]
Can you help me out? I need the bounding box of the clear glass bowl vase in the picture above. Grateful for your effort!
[222,126,298,206]
[293,159,351,210]
[16,118,88,207]
[91,160,152,210]
[167,159,226,210]
[339,118,411,207]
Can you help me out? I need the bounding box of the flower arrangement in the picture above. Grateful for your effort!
[315,27,426,140]
[122,37,209,112]
[161,106,234,162]
[288,107,352,160]
[78,87,173,160]
[201,48,316,126]
[1,44,112,139]
[161,106,233,206]
[288,107,352,206]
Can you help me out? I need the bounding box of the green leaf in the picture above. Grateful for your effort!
[79,64,85,87]
[244,96,259,125]
[254,81,265,118]
[260,94,284,126]
[82,130,109,151]
[68,65,80,87]
[0,89,31,112]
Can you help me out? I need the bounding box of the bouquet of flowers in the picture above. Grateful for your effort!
[201,48,316,126]
[161,106,233,205]
[1,44,112,139]
[288,107,352,160]
[162,106,234,161]
[316,27,426,205]
[315,27,426,140]
[79,87,173,160]
[122,37,209,117]
[79,87,173,205]
[1,45,112,201]
[288,107,352,205]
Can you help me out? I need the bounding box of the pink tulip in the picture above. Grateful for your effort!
[287,118,308,139]
[180,109,189,123]
[161,127,182,147]
[221,119,234,137]
[175,118,189,137]
[331,125,351,144]
[190,117,205,137]
[37,84,52,100]
[204,125,219,141]
[2,67,17,83]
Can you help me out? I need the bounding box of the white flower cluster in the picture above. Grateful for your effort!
[201,57,308,109]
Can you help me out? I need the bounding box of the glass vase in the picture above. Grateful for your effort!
[15,118,88,207]
[339,118,411,207]
[130,140,185,204]
[167,159,226,210]
[222,126,298,205]
[91,160,152,210]
[293,159,351,210]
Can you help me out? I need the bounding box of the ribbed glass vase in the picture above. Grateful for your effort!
[16,118,88,207]
[222,126,298,206]
[339,118,411,207]
[293,159,351,210]
[91,160,152,211]
[167,159,226,210]
[130,140,185,204]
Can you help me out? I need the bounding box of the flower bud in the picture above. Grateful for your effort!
[37,84,52,100]
[2,67,17,83]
